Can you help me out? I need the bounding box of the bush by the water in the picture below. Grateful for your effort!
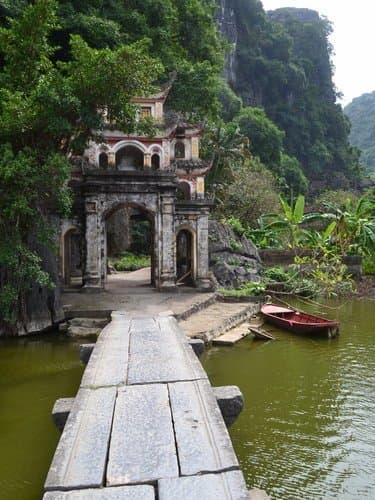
[112,253,150,272]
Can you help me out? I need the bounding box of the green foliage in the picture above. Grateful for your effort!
[112,252,151,272]
[0,0,160,324]
[321,195,375,256]
[235,106,284,168]
[229,2,361,188]
[362,253,375,275]
[345,91,375,174]
[219,281,266,297]
[262,194,325,249]
[278,153,308,198]
[219,158,280,228]
[218,80,243,122]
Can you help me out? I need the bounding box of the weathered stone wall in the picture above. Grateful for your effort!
[209,220,261,288]
[0,224,64,337]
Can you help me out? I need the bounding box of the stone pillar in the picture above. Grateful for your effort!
[108,151,116,168]
[82,200,102,292]
[144,154,151,168]
[159,195,177,291]
[196,209,212,291]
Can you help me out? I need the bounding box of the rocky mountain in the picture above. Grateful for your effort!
[215,1,360,189]
[345,92,375,174]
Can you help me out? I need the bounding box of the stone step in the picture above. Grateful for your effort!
[158,471,249,500]
[69,317,109,328]
[66,325,101,338]
[178,301,259,343]
[43,485,155,499]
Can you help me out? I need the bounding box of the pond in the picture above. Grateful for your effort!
[0,299,374,499]
[202,298,375,499]
[0,332,84,500]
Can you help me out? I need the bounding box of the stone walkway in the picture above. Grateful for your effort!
[62,269,215,319]
[44,313,250,499]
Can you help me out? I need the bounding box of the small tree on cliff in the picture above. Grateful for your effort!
[0,0,162,330]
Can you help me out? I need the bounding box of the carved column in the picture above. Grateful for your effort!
[159,195,177,291]
[196,209,212,291]
[82,200,102,292]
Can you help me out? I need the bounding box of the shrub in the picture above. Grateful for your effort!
[112,252,150,271]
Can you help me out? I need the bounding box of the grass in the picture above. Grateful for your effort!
[112,252,151,272]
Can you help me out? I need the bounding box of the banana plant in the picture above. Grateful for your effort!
[261,194,326,249]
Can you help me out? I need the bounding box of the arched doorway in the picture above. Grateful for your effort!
[176,229,195,285]
[105,204,156,287]
[116,146,144,170]
[62,228,82,287]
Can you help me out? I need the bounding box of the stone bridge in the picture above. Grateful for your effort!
[43,312,265,499]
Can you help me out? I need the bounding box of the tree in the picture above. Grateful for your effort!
[222,158,280,228]
[234,106,284,169]
[0,0,162,328]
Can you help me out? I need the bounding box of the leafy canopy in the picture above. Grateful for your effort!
[0,0,161,326]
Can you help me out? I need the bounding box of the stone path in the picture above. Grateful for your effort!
[44,313,249,499]
[62,269,216,320]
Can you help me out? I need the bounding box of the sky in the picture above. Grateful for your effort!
[261,0,375,106]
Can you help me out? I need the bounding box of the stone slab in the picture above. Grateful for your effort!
[80,320,130,388]
[43,485,155,499]
[127,316,207,385]
[52,398,74,432]
[45,387,116,491]
[107,384,178,486]
[79,343,95,364]
[158,471,249,500]
[188,339,205,358]
[168,379,239,476]
[212,386,244,427]
[212,322,251,346]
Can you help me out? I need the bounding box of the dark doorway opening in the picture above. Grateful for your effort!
[63,229,82,287]
[176,229,194,285]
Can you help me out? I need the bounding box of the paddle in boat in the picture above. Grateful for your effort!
[261,303,339,337]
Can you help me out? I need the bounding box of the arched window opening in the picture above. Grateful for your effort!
[116,146,144,170]
[176,182,190,200]
[151,154,160,170]
[175,141,185,159]
[99,152,108,169]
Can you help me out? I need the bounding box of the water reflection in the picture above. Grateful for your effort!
[0,332,84,500]
[202,299,375,499]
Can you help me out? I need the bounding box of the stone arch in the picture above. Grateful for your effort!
[176,225,197,285]
[114,140,146,171]
[101,198,158,287]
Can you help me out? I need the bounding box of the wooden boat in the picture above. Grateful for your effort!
[261,304,339,336]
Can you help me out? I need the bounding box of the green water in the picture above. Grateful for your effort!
[202,299,375,499]
[0,301,374,499]
[0,332,84,500]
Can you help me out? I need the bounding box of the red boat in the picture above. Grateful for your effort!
[261,304,339,336]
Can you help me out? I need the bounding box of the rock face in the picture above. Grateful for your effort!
[215,0,238,85]
[209,221,261,288]
[0,234,64,337]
